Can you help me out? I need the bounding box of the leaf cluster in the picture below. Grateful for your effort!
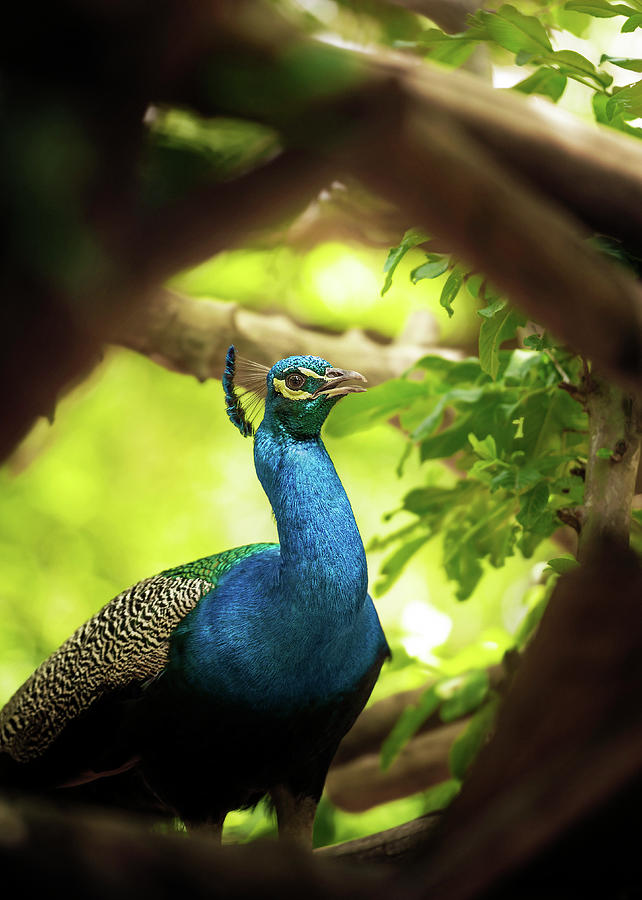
[397,2,642,139]
[380,666,500,801]
[330,347,586,600]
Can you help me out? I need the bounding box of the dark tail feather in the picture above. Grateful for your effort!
[223,346,253,437]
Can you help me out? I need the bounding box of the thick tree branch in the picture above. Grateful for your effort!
[6,4,642,459]
[415,542,642,898]
[0,797,386,899]
[332,82,642,396]
[326,721,464,812]
[111,291,455,385]
[318,813,439,865]
[578,374,642,559]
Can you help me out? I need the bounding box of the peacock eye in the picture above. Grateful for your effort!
[285,372,306,391]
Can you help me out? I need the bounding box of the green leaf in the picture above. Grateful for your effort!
[548,49,613,88]
[410,257,450,283]
[325,379,426,437]
[486,520,519,568]
[513,67,567,100]
[565,0,627,15]
[502,349,542,383]
[420,414,474,460]
[596,447,613,459]
[592,92,642,137]
[449,696,500,780]
[478,298,507,319]
[375,535,427,595]
[412,29,480,67]
[600,54,642,71]
[380,686,440,769]
[517,481,549,528]
[403,484,464,515]
[423,778,462,813]
[468,433,498,460]
[411,397,447,441]
[479,308,526,380]
[444,529,485,599]
[523,334,546,350]
[382,228,429,295]
[546,555,580,574]
[622,12,642,30]
[440,268,463,318]
[485,5,553,54]
[607,80,642,120]
[515,590,550,646]
[437,669,490,722]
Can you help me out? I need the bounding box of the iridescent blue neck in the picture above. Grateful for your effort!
[254,414,367,613]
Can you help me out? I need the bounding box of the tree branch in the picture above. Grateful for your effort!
[326,721,464,812]
[579,374,642,559]
[6,4,642,458]
[333,664,503,767]
[317,813,439,865]
[111,291,457,385]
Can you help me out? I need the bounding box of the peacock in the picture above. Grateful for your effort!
[0,347,389,844]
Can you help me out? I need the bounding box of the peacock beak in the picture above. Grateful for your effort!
[312,368,368,398]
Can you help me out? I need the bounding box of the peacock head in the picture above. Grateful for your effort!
[223,346,367,438]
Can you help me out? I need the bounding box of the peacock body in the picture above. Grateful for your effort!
[0,348,389,841]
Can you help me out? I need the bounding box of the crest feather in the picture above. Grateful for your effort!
[223,346,269,437]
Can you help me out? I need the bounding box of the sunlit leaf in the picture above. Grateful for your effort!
[437,669,490,721]
[449,695,500,779]
[444,529,485,600]
[420,415,474,460]
[440,268,464,318]
[479,308,527,380]
[600,54,642,71]
[410,257,450,283]
[375,535,427,595]
[380,686,440,770]
[382,228,429,295]
[484,5,553,54]
[621,12,642,30]
[607,80,642,120]
[325,380,427,437]
[546,49,612,87]
[513,67,567,101]
[468,433,498,460]
[516,481,549,528]
[423,778,462,812]
[546,556,580,573]
[478,299,507,319]
[564,0,631,15]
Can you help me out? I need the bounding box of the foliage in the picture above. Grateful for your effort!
[329,344,586,601]
[395,1,642,139]
[381,669,490,769]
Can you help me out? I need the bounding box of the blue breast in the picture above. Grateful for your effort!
[169,547,387,712]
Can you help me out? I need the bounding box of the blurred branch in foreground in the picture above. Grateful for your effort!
[4,1,642,461]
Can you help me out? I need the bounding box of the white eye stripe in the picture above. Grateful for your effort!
[297,368,323,379]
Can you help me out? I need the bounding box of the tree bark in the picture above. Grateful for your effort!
[579,374,642,559]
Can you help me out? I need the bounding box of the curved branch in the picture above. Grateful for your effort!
[317,812,439,865]
[326,721,464,812]
[110,290,457,384]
